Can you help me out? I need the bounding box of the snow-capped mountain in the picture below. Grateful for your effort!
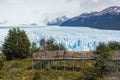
[47,16,69,26]
[101,6,120,14]
[60,6,120,30]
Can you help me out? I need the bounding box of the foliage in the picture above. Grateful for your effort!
[4,60,23,69]
[2,60,22,80]
[81,67,98,80]
[94,43,113,78]
[6,68,21,79]
[1,28,31,60]
[108,41,120,50]
[1,41,120,80]
[30,42,39,55]
[0,56,117,80]
[0,46,4,58]
[0,59,4,70]
[40,38,46,50]
[33,72,42,80]
[0,58,84,80]
[45,37,66,50]
[39,37,66,51]
[0,46,1,52]
[76,61,98,80]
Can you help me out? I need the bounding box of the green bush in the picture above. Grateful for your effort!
[0,58,4,78]
[94,43,113,78]
[7,68,21,78]
[109,41,120,50]
[30,42,39,56]
[41,37,66,50]
[2,28,31,60]
[3,61,22,79]
[33,72,42,80]
[5,61,23,69]
[0,59,4,70]
[76,61,98,80]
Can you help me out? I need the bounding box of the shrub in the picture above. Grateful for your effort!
[5,61,23,69]
[2,28,31,60]
[7,68,21,78]
[0,59,4,70]
[30,42,39,56]
[109,41,120,50]
[33,72,42,80]
[45,37,66,50]
[94,43,113,78]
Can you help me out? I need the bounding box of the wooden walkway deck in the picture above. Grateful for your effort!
[33,57,120,61]
[33,57,95,61]
[33,50,120,61]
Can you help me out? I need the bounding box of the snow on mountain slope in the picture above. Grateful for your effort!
[0,26,120,51]
[47,16,69,26]
[60,6,120,30]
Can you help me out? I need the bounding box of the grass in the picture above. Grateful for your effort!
[0,51,119,80]
[0,57,94,80]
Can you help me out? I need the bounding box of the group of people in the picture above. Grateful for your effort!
[56,50,66,58]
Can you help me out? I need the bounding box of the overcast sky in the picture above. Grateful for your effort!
[0,0,120,25]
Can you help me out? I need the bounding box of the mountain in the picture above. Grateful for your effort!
[60,6,120,30]
[47,16,69,26]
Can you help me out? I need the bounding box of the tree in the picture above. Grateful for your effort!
[79,63,98,80]
[46,37,56,50]
[2,28,31,60]
[0,46,4,57]
[94,43,113,78]
[40,38,46,51]
[108,41,120,50]
[46,37,66,50]
[39,37,66,51]
[30,42,39,55]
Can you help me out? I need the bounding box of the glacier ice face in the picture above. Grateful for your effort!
[0,26,120,51]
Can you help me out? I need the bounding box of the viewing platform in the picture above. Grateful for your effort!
[32,50,120,61]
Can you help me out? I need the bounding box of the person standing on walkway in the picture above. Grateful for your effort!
[56,50,59,58]
[63,50,66,59]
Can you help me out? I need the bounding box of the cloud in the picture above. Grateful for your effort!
[92,0,99,3]
[0,0,81,25]
[0,0,120,25]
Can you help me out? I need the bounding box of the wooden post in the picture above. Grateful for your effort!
[55,57,57,72]
[40,48,43,70]
[32,55,34,70]
[63,50,66,71]
[116,50,119,75]
[64,59,65,71]
[39,40,42,70]
[48,51,50,70]
[73,51,74,72]
[56,43,60,72]
[48,40,51,70]
[40,54,42,70]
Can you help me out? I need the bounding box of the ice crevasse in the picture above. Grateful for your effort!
[0,26,120,51]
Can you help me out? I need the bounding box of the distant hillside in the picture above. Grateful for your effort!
[47,16,69,26]
[60,6,120,30]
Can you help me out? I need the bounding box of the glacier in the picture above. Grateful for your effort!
[0,26,120,51]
